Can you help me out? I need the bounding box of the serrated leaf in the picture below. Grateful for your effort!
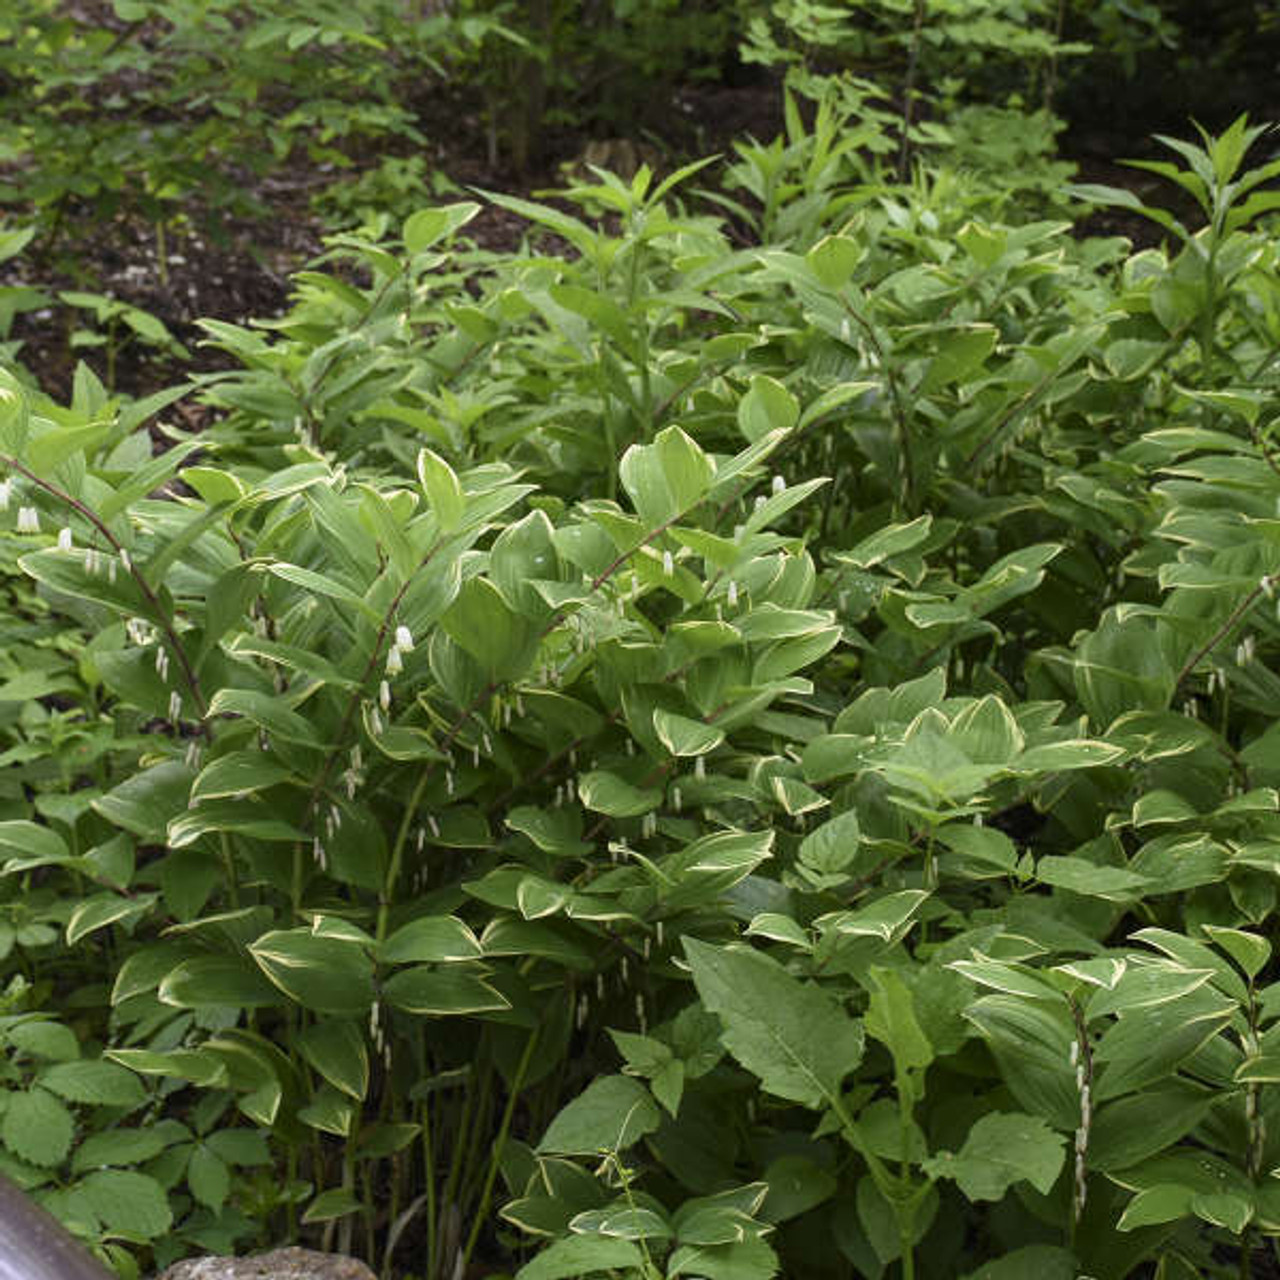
[2,1088,73,1166]
[683,938,863,1109]
[80,1168,172,1238]
[923,1112,1065,1201]
[538,1075,660,1155]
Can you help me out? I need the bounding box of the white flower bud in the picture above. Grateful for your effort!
[57,527,72,552]
[16,506,39,534]
[119,547,130,571]
[379,679,391,712]
[662,549,674,576]
[168,690,182,721]
[771,474,786,494]
[0,479,10,510]
[385,644,403,676]
[727,580,738,608]
[395,624,414,651]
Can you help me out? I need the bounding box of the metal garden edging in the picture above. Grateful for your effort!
[0,1171,114,1280]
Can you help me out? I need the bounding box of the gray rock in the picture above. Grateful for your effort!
[156,1247,377,1280]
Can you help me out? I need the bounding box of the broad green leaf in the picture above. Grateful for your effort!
[37,1060,145,1107]
[654,707,724,757]
[807,235,863,289]
[515,1236,645,1280]
[0,371,30,454]
[683,938,864,1109]
[382,966,509,1015]
[0,821,69,865]
[417,447,464,532]
[440,576,538,682]
[6,1022,79,1062]
[1088,1082,1215,1173]
[738,375,798,443]
[250,930,374,1016]
[191,749,295,802]
[104,1048,228,1087]
[297,1020,369,1101]
[2,1088,73,1166]
[72,1128,179,1173]
[379,915,483,964]
[834,891,929,942]
[205,688,322,746]
[578,770,661,817]
[403,201,481,254]
[80,1169,172,1238]
[918,325,998,397]
[538,1075,660,1155]
[267,562,372,613]
[158,956,282,1010]
[1116,1184,1194,1231]
[188,1144,230,1211]
[303,1186,363,1224]
[667,1238,779,1280]
[866,967,932,1073]
[798,809,862,875]
[923,1112,1065,1201]
[958,1245,1078,1280]
[1036,856,1150,901]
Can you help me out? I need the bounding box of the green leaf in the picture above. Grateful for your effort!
[79,1169,172,1239]
[104,1048,229,1088]
[2,1088,73,1166]
[403,201,481,254]
[667,1238,779,1280]
[1088,1082,1215,1173]
[738,375,799,443]
[297,1020,369,1101]
[440,576,538,682]
[92,761,193,841]
[267,562,373,614]
[379,915,483,964]
[762,1155,838,1223]
[683,938,864,1109]
[807,234,863,289]
[1116,1183,1195,1231]
[515,1236,645,1280]
[158,955,282,1010]
[38,1060,145,1107]
[205,688,321,747]
[958,1245,1078,1280]
[0,820,70,865]
[6,1021,79,1062]
[188,1143,230,1211]
[302,1186,363,1224]
[1036,856,1150,901]
[382,966,510,1015]
[834,891,929,942]
[654,707,724,757]
[923,1112,1065,1201]
[1203,926,1270,981]
[798,809,861,875]
[73,1128,179,1173]
[0,372,31,454]
[249,930,374,1016]
[417,447,465,532]
[866,966,932,1072]
[918,325,999,396]
[578,770,661,817]
[538,1075,661,1155]
[191,749,295,802]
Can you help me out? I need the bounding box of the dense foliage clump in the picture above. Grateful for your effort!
[1,5,1280,1280]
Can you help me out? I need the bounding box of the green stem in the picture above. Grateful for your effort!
[378,765,432,942]
[459,1027,539,1274]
